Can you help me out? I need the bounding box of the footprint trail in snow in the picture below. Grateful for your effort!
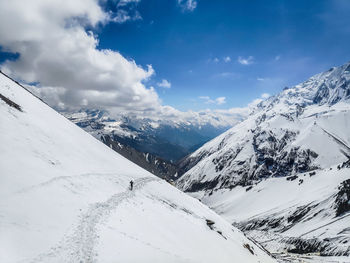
[30,176,160,263]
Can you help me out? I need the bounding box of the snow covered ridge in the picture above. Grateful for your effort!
[0,72,275,262]
[63,108,235,162]
[194,162,350,258]
[101,134,179,180]
[176,62,350,260]
[256,61,350,112]
[177,61,350,191]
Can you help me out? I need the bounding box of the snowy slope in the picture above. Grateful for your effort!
[0,72,275,263]
[176,62,350,259]
[194,163,350,257]
[178,62,350,191]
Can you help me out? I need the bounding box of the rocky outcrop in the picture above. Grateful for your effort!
[334,178,350,217]
[177,62,350,192]
[101,135,179,180]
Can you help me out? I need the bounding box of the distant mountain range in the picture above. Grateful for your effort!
[177,61,350,258]
[63,109,244,178]
[64,109,240,161]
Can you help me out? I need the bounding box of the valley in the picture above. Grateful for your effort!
[1,1,349,262]
[1,61,350,262]
[48,62,350,262]
[175,62,350,262]
[56,62,350,262]
[0,71,276,263]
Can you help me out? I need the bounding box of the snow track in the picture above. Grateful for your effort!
[319,126,350,156]
[0,71,277,263]
[30,177,160,263]
[299,213,350,238]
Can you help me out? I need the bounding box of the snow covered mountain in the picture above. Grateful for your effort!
[196,161,350,261]
[178,62,350,190]
[0,72,275,263]
[177,62,350,259]
[63,109,239,179]
[63,109,238,162]
[101,134,179,180]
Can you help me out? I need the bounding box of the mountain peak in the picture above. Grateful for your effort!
[178,61,350,191]
[176,63,350,258]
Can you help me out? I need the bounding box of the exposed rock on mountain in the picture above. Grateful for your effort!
[63,109,238,179]
[176,62,350,260]
[178,61,350,192]
[101,134,179,180]
[64,109,235,162]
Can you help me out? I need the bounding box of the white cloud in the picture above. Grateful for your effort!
[215,97,226,105]
[157,79,171,89]
[114,0,142,22]
[111,9,142,23]
[238,56,254,65]
[199,96,226,105]
[223,56,231,63]
[113,92,273,128]
[119,104,249,128]
[0,0,158,112]
[117,0,141,7]
[177,0,197,12]
[0,0,278,129]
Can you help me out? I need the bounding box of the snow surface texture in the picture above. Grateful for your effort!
[194,165,350,257]
[0,72,275,263]
[177,62,350,260]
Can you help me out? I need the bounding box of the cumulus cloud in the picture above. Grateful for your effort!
[157,79,171,89]
[0,0,274,129]
[199,96,226,105]
[238,56,254,65]
[177,0,197,12]
[0,0,157,112]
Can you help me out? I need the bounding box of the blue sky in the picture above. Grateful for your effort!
[0,0,349,114]
[97,0,350,110]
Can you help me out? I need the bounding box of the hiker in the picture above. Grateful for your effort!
[130,180,134,191]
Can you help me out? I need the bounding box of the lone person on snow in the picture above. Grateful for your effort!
[130,180,134,191]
